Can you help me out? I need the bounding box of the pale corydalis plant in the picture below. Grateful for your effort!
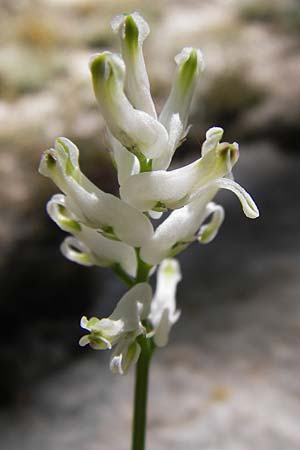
[39,12,259,376]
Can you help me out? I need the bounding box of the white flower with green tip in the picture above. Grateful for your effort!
[120,127,244,211]
[111,12,156,119]
[160,47,204,132]
[110,335,142,375]
[47,194,137,276]
[90,52,167,159]
[140,195,224,265]
[39,137,154,247]
[154,47,204,170]
[149,259,181,347]
[80,283,152,374]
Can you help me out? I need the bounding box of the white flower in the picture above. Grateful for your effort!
[47,194,137,276]
[110,336,141,375]
[149,259,181,347]
[140,196,224,265]
[160,47,204,132]
[90,52,168,159]
[154,47,204,170]
[111,12,157,118]
[39,137,154,247]
[80,283,152,374]
[120,127,258,220]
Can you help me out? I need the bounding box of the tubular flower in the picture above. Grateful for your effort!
[90,51,168,160]
[140,196,224,266]
[120,126,258,219]
[149,259,182,347]
[39,137,153,247]
[154,47,205,170]
[111,12,156,118]
[39,11,259,375]
[47,194,137,276]
[80,283,152,374]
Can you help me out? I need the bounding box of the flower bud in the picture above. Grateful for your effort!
[90,52,168,159]
[80,283,152,373]
[153,48,204,170]
[111,12,157,118]
[149,259,181,347]
[160,47,204,132]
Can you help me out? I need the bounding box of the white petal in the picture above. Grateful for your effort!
[152,113,184,170]
[110,338,141,375]
[201,127,224,156]
[148,210,163,220]
[150,259,181,347]
[60,237,93,266]
[111,12,157,118]
[159,48,204,133]
[79,336,90,347]
[82,227,137,277]
[47,194,137,276]
[110,282,152,330]
[197,202,225,244]
[140,190,217,265]
[120,141,239,211]
[89,336,112,350]
[192,177,259,219]
[96,318,124,338]
[120,160,201,211]
[106,129,140,185]
[47,194,82,234]
[39,138,154,247]
[155,48,204,171]
[152,309,173,348]
[90,52,167,159]
[80,316,89,329]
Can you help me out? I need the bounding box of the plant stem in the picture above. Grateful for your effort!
[135,249,152,283]
[130,252,154,450]
[112,263,135,287]
[131,335,154,450]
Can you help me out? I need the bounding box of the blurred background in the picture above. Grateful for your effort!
[1,0,300,449]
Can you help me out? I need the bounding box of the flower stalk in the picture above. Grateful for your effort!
[132,333,154,450]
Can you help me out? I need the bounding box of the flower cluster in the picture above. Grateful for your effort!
[39,12,259,374]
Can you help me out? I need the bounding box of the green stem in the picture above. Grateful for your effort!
[135,249,152,282]
[112,263,135,287]
[131,335,154,450]
[130,251,154,450]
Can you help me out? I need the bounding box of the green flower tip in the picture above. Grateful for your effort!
[218,142,240,165]
[57,204,82,232]
[163,262,177,277]
[45,149,56,167]
[38,149,56,178]
[124,14,139,52]
[90,52,110,80]
[179,49,199,93]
